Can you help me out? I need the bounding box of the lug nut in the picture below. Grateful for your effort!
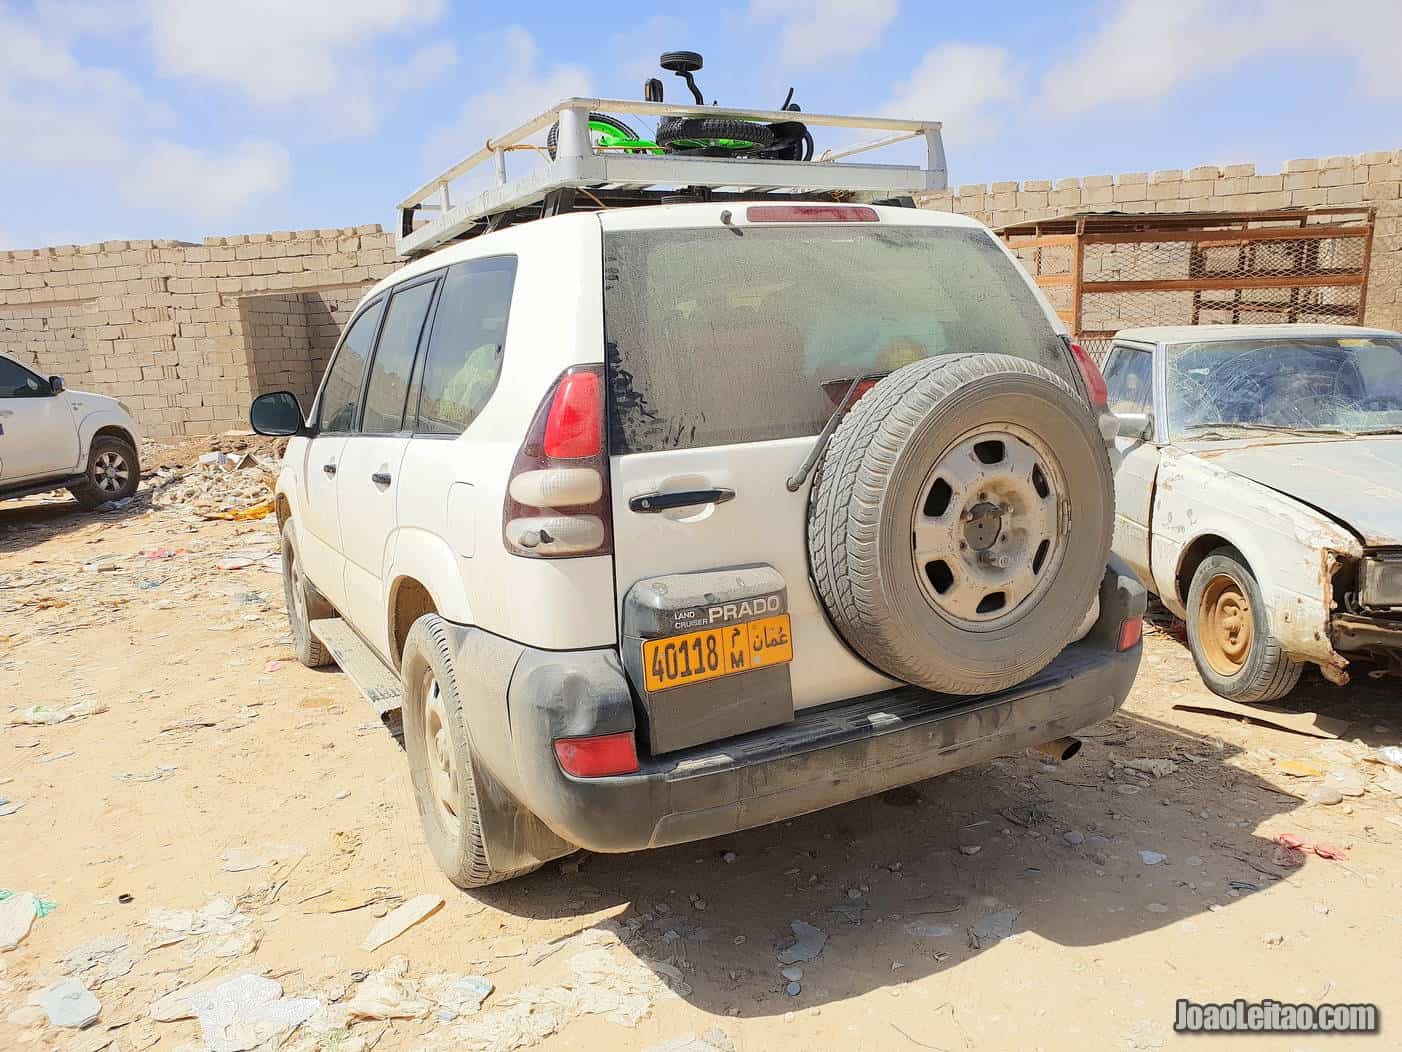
[979,551,1010,569]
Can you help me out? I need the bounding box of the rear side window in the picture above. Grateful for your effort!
[1103,346,1153,415]
[413,256,517,436]
[604,225,1071,454]
[362,278,437,434]
[317,298,383,433]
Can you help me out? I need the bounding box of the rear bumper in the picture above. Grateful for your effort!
[476,558,1145,855]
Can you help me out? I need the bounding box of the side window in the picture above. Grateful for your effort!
[317,299,384,433]
[1103,346,1153,418]
[361,279,438,434]
[0,357,48,398]
[414,257,518,436]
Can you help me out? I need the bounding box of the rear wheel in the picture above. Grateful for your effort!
[1186,548,1302,702]
[69,435,139,508]
[401,614,539,888]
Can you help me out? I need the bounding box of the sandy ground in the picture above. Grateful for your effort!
[2,455,1401,1052]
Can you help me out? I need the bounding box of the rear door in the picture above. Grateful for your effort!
[1103,342,1159,585]
[337,274,440,660]
[298,296,384,608]
[603,213,1081,709]
[0,357,81,483]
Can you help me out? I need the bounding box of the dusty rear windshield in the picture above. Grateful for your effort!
[603,225,1070,454]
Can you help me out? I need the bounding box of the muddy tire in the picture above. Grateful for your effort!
[809,354,1112,694]
[69,434,139,508]
[401,614,539,889]
[1186,547,1302,703]
[281,519,333,668]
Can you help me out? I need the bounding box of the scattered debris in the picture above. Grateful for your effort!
[970,909,1019,947]
[1371,745,1402,771]
[188,972,319,1052]
[644,1029,736,1052]
[1263,932,1285,946]
[1119,758,1178,778]
[958,844,982,856]
[60,934,137,988]
[1274,833,1347,861]
[37,978,102,1028]
[1307,785,1345,805]
[777,921,827,965]
[1323,768,1367,798]
[0,891,37,950]
[1275,759,1325,778]
[904,922,955,938]
[1139,850,1168,866]
[361,893,443,952]
[9,700,108,726]
[346,957,431,1020]
[1063,830,1086,846]
[143,897,259,961]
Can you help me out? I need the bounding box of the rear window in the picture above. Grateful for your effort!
[604,225,1070,454]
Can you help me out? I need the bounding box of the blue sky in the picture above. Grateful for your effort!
[4,0,1400,249]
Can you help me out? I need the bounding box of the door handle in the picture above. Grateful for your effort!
[322,463,337,476]
[371,471,393,486]
[629,488,735,513]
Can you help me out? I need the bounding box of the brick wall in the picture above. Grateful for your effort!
[920,149,1402,335]
[0,227,397,437]
[1,148,1399,438]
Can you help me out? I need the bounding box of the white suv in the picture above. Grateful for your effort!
[252,202,1145,888]
[0,353,141,508]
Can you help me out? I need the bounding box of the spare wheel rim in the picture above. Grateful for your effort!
[910,422,1069,630]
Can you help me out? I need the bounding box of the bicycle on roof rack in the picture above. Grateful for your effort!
[546,50,814,162]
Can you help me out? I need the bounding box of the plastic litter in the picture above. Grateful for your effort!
[420,973,494,1014]
[60,934,137,987]
[360,893,443,951]
[38,978,102,1028]
[9,700,108,726]
[1324,767,1367,797]
[645,1030,736,1052]
[1274,833,1347,861]
[188,973,319,1052]
[776,920,827,964]
[1139,850,1168,865]
[904,921,955,938]
[0,892,37,950]
[346,957,431,1020]
[1276,759,1325,778]
[1119,758,1178,778]
[1367,746,1402,771]
[0,800,20,818]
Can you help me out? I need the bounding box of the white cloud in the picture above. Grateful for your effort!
[145,0,453,135]
[882,43,1020,148]
[423,27,592,179]
[121,140,291,220]
[749,0,899,69]
[1041,0,1402,118]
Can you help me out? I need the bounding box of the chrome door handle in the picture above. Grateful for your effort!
[629,488,735,513]
[371,471,392,486]
[322,463,337,476]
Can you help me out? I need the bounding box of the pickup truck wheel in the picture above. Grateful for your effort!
[1186,548,1302,702]
[280,519,332,668]
[69,435,139,509]
[809,353,1112,694]
[401,614,539,889]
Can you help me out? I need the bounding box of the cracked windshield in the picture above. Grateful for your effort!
[1169,336,1402,437]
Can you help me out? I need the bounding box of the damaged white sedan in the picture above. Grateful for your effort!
[1104,324,1402,701]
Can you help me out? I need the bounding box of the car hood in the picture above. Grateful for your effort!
[1182,436,1402,546]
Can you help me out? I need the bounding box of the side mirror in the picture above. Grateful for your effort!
[250,391,306,437]
[1115,411,1154,441]
[48,375,64,394]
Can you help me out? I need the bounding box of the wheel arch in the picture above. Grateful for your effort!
[1174,533,1242,608]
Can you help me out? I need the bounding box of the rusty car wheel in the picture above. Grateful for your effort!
[1185,547,1303,703]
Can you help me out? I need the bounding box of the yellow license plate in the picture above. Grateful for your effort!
[643,613,794,693]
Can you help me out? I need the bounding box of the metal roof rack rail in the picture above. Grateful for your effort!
[396,97,946,257]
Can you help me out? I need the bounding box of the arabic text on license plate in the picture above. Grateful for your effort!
[643,613,793,693]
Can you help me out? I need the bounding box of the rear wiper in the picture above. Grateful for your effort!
[786,373,884,492]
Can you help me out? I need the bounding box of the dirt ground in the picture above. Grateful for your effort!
[2,447,1400,1052]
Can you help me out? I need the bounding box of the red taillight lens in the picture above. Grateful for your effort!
[745,205,879,223]
[1118,616,1144,651]
[554,732,639,777]
[503,365,612,559]
[543,371,602,459]
[1070,342,1108,410]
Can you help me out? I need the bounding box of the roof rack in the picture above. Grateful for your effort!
[396,97,946,257]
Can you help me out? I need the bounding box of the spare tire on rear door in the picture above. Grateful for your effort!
[808,353,1112,695]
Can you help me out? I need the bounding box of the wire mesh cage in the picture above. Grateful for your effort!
[999,208,1376,363]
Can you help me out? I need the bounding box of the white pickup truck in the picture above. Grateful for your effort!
[0,353,141,508]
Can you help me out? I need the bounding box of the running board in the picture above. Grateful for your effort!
[310,617,404,737]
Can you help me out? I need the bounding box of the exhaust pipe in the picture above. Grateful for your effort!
[1031,736,1082,763]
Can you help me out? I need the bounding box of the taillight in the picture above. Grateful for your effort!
[1118,616,1143,651]
[1070,342,1108,410]
[554,732,640,777]
[503,365,612,559]
[745,205,879,223]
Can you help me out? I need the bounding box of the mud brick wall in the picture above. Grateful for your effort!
[0,227,398,437]
[1,149,1399,439]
